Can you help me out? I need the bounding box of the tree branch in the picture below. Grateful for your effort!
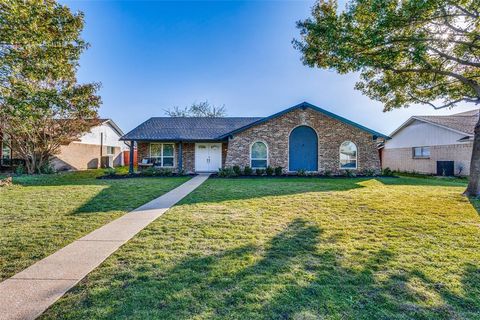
[385,67,480,96]
[408,93,480,109]
[428,47,480,67]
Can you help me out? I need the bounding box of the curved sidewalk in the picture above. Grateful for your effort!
[0,174,210,320]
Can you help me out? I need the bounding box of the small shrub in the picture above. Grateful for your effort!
[343,169,356,177]
[243,166,253,176]
[382,167,394,176]
[362,168,376,177]
[255,168,265,176]
[161,168,173,176]
[15,165,25,175]
[142,167,157,176]
[38,162,55,174]
[266,166,274,176]
[232,165,242,176]
[218,167,237,178]
[297,169,306,176]
[457,163,465,176]
[323,169,332,177]
[104,168,117,176]
[274,166,283,176]
[141,167,173,176]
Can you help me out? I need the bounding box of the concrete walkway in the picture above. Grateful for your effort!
[0,174,210,320]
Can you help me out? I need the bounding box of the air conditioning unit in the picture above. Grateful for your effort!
[101,155,114,168]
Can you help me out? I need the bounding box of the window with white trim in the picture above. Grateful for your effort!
[150,143,174,167]
[251,141,267,169]
[340,141,357,169]
[106,146,115,155]
[412,146,430,158]
[1,134,11,160]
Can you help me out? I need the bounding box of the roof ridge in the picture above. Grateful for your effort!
[149,116,263,119]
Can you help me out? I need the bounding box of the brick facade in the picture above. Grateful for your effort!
[136,108,382,174]
[225,108,381,173]
[382,143,473,176]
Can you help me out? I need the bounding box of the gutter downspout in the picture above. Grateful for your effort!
[129,140,134,174]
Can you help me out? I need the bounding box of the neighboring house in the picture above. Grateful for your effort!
[0,119,127,172]
[121,102,388,174]
[51,119,127,171]
[381,109,478,176]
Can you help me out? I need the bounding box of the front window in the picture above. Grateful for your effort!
[340,141,357,169]
[413,146,430,159]
[150,143,175,167]
[251,141,267,169]
[2,134,11,160]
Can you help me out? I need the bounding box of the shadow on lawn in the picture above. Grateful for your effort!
[76,219,479,319]
[73,177,189,214]
[13,173,190,215]
[376,176,467,187]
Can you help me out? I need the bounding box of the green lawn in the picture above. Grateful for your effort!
[37,176,480,319]
[0,169,189,280]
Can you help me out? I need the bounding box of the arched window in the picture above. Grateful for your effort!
[251,141,268,169]
[340,141,357,169]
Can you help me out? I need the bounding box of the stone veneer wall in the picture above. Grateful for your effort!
[382,143,472,176]
[137,142,149,164]
[182,143,195,173]
[224,108,381,173]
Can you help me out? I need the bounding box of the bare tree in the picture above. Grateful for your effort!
[165,101,227,117]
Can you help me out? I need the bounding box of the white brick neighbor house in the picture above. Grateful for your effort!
[381,109,479,176]
[51,119,128,171]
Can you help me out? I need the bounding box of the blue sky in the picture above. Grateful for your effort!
[64,0,476,134]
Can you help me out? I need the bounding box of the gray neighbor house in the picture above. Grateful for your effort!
[121,102,389,174]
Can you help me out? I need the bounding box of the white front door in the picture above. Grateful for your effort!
[195,143,222,172]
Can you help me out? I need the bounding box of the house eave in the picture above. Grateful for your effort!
[119,137,228,142]
[389,116,472,138]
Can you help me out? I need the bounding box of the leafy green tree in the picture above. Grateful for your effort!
[165,100,227,117]
[0,0,100,174]
[295,0,480,195]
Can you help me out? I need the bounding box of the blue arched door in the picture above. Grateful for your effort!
[289,126,318,171]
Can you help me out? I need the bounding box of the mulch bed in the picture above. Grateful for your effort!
[97,173,196,180]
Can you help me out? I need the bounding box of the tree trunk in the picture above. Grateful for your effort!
[465,116,480,196]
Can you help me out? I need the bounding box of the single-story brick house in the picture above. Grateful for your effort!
[121,102,389,174]
[381,109,478,176]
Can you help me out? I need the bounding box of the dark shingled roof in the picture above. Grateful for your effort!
[121,117,262,141]
[414,109,479,135]
[122,102,390,141]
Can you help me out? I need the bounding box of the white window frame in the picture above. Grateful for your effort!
[149,143,175,168]
[339,141,358,170]
[1,134,11,160]
[412,146,430,159]
[106,146,115,155]
[250,141,268,169]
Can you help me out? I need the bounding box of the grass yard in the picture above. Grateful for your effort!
[0,169,189,280]
[40,176,480,319]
